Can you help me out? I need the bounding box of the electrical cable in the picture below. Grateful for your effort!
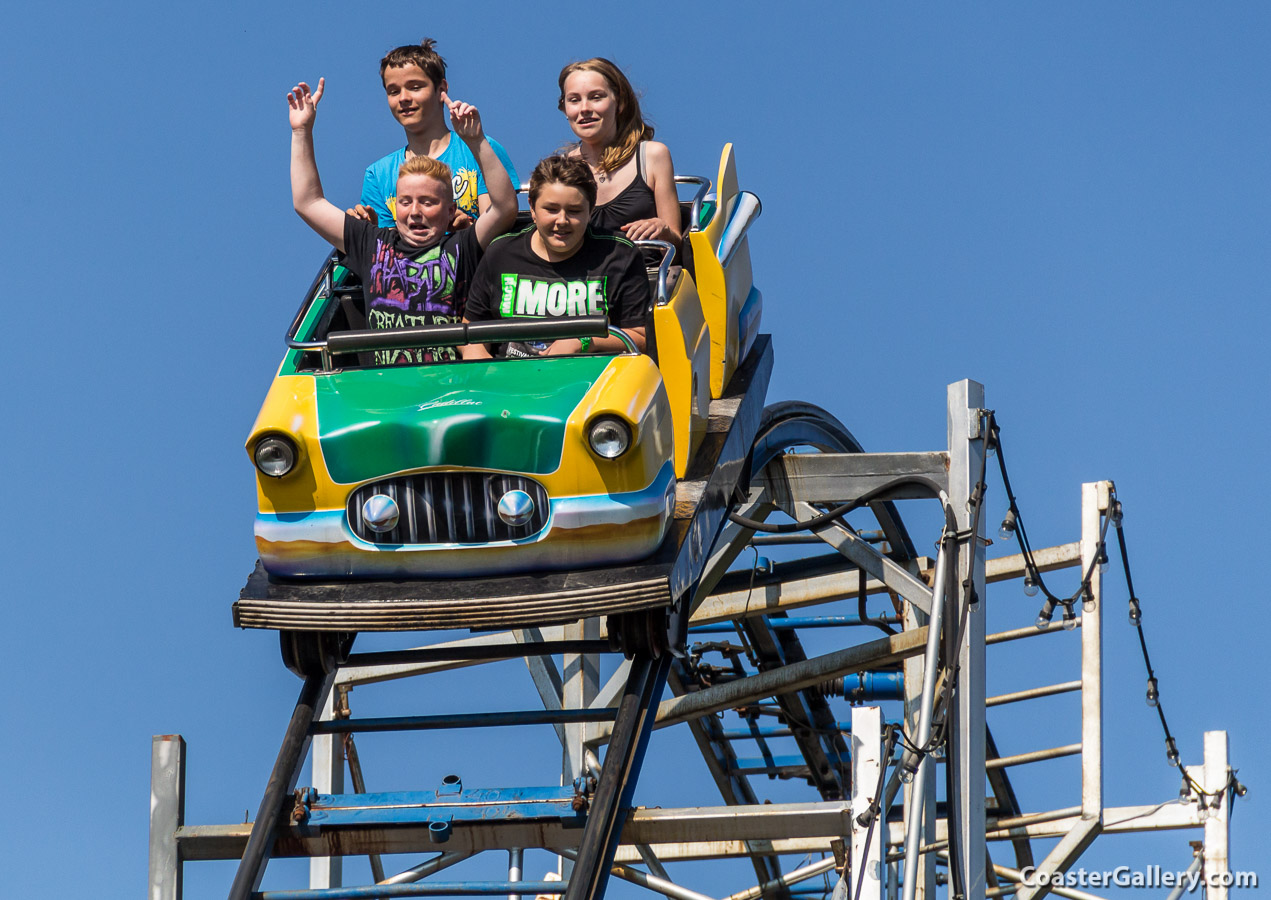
[994,416,1245,811]
[728,475,946,533]
[857,537,899,635]
[1112,507,1245,804]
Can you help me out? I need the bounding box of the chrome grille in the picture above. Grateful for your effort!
[348,472,550,545]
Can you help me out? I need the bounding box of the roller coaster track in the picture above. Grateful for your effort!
[152,366,1235,900]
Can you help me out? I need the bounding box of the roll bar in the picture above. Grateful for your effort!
[301,316,637,371]
[674,175,712,232]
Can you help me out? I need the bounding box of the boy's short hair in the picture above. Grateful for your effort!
[528,155,598,209]
[380,38,446,86]
[398,155,453,188]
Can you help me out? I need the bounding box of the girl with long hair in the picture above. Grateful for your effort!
[558,58,681,250]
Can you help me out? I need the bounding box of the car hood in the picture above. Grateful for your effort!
[314,355,613,485]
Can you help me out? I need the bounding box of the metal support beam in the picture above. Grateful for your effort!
[791,501,933,615]
[508,847,523,900]
[560,618,600,883]
[851,706,883,900]
[517,627,569,751]
[722,856,839,900]
[309,688,345,890]
[741,616,848,798]
[1013,482,1109,900]
[694,560,925,626]
[903,591,936,900]
[591,628,928,743]
[177,794,1213,863]
[563,653,670,900]
[758,452,949,504]
[228,670,336,900]
[563,618,601,785]
[336,627,568,687]
[948,379,987,900]
[1201,730,1231,900]
[149,734,185,900]
[666,662,789,893]
[1079,482,1107,820]
[692,487,774,611]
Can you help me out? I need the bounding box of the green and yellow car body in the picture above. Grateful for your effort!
[248,145,760,581]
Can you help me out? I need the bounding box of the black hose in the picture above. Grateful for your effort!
[728,475,945,534]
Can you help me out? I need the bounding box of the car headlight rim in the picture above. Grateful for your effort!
[254,435,298,478]
[588,415,632,460]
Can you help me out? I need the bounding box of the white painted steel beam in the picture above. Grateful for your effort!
[902,593,937,900]
[175,795,1211,863]
[561,618,599,786]
[693,565,923,626]
[308,691,344,889]
[948,379,987,900]
[758,452,949,504]
[1080,482,1108,820]
[983,544,1081,582]
[851,706,884,900]
[613,839,834,863]
[149,735,185,900]
[721,856,839,900]
[1202,730,1231,900]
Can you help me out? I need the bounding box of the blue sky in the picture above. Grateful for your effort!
[1,2,1265,896]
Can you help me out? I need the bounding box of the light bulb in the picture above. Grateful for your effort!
[1023,572,1039,597]
[1062,611,1077,631]
[1082,589,1096,613]
[1110,502,1123,527]
[1146,677,1159,708]
[1128,598,1142,626]
[997,510,1017,542]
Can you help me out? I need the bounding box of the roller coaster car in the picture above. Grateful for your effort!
[238,146,766,669]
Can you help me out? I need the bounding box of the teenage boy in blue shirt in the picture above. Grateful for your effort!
[350,39,519,230]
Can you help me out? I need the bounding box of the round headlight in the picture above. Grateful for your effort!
[254,436,297,478]
[588,416,631,459]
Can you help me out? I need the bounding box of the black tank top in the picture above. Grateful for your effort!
[590,144,657,231]
[589,144,666,267]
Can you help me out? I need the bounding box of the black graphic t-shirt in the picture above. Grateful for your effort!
[465,227,650,331]
[342,217,482,364]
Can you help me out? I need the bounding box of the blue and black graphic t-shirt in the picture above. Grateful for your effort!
[465,227,650,331]
[342,216,482,365]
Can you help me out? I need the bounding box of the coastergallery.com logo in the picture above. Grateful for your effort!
[1019,866,1257,891]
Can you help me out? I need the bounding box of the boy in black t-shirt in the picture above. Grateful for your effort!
[286,78,517,364]
[462,155,650,359]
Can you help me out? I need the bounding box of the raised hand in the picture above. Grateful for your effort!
[287,78,325,131]
[441,90,484,143]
